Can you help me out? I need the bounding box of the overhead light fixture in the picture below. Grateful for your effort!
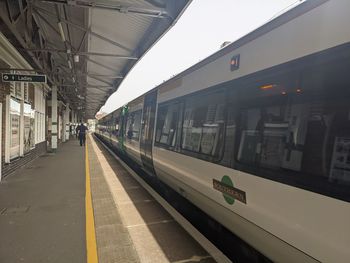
[72,77,75,83]
[67,49,71,54]
[68,60,72,69]
[74,55,79,63]
[58,22,66,42]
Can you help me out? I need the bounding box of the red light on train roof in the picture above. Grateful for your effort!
[230,55,240,71]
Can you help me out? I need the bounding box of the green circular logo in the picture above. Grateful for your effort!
[221,175,235,205]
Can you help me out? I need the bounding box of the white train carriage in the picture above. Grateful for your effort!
[97,1,350,262]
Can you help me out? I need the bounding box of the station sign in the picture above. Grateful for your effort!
[2,73,46,83]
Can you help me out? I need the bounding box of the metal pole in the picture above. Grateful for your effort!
[51,86,58,151]
[65,103,70,141]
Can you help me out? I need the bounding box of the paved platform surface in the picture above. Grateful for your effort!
[88,135,215,263]
[0,135,216,263]
[0,139,86,263]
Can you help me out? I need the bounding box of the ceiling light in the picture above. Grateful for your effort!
[74,55,79,63]
[58,22,66,42]
[68,60,72,69]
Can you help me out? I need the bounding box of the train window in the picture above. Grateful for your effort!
[235,55,350,201]
[112,113,119,138]
[126,110,142,141]
[220,90,239,167]
[155,103,180,147]
[181,91,225,161]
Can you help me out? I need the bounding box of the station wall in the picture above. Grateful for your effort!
[0,43,47,179]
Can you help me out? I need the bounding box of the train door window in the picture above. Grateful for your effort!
[155,102,180,148]
[181,90,226,162]
[126,110,142,141]
[235,52,350,201]
[220,90,239,168]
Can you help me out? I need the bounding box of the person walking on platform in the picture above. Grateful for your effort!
[77,122,88,146]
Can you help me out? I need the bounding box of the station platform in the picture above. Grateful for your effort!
[0,134,216,263]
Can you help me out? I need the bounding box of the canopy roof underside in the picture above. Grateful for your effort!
[0,0,191,118]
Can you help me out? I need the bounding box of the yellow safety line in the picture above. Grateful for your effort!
[85,142,98,263]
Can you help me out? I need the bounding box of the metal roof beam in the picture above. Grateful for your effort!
[33,5,132,52]
[38,0,170,18]
[32,9,74,50]
[88,75,113,86]
[60,84,111,88]
[85,57,117,72]
[20,48,138,59]
[78,30,88,52]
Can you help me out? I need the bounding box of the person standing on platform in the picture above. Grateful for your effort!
[77,122,88,146]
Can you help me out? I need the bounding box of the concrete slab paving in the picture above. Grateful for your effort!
[0,139,86,263]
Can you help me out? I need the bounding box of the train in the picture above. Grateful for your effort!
[95,1,350,262]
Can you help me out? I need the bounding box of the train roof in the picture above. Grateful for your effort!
[156,0,328,92]
[99,0,329,122]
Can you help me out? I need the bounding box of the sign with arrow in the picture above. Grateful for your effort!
[2,73,46,83]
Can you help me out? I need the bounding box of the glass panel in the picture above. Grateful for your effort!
[10,99,20,159]
[221,92,239,167]
[155,103,179,147]
[126,110,141,140]
[181,91,225,159]
[235,54,350,200]
[15,82,21,99]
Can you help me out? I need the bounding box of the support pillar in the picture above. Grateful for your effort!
[5,95,10,163]
[0,103,2,181]
[62,105,66,143]
[65,103,70,141]
[51,86,58,151]
[72,110,77,136]
[19,84,24,157]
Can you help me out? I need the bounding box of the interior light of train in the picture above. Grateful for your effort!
[260,84,275,90]
[281,91,287,95]
[296,88,302,93]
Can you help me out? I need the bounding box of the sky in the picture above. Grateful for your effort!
[100,0,303,114]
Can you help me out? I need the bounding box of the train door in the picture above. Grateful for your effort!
[140,91,157,174]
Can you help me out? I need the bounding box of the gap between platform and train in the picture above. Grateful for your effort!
[85,143,99,263]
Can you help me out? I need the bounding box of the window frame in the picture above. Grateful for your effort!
[126,109,142,142]
[155,85,228,164]
[152,43,350,202]
[154,100,182,150]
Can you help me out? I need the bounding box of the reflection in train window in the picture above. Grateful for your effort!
[181,91,225,161]
[235,56,350,200]
[126,110,142,141]
[155,103,179,147]
[220,90,239,168]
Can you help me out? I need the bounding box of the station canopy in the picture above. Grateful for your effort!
[0,0,191,119]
